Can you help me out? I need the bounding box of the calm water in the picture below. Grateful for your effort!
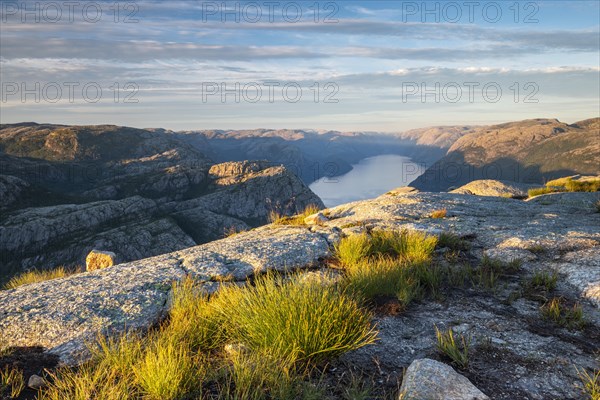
[309,154,426,207]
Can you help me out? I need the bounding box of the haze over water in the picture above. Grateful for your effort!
[309,155,425,207]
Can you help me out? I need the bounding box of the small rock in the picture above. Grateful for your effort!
[223,343,249,357]
[85,250,117,271]
[28,374,46,390]
[304,212,328,225]
[399,358,489,400]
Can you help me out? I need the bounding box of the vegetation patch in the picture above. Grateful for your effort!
[0,366,25,399]
[430,208,448,218]
[435,326,471,369]
[3,266,80,290]
[528,177,600,198]
[40,274,377,400]
[577,367,600,400]
[540,297,585,330]
[269,204,321,226]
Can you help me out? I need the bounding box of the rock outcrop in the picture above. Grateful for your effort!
[1,190,598,399]
[0,124,323,280]
[450,179,536,198]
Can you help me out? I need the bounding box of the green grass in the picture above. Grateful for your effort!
[335,230,438,268]
[474,256,522,290]
[335,233,373,267]
[335,230,441,306]
[269,204,321,226]
[435,326,470,369]
[526,270,558,292]
[213,273,377,365]
[541,297,585,330]
[0,366,25,399]
[527,244,546,254]
[40,272,378,400]
[135,336,205,400]
[3,266,79,290]
[528,187,562,197]
[437,232,471,251]
[528,177,600,198]
[595,200,600,213]
[577,367,600,400]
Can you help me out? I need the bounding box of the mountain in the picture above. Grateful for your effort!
[0,123,323,281]
[410,118,600,191]
[173,128,461,184]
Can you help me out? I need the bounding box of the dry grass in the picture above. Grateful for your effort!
[430,208,447,218]
[0,366,25,399]
[269,204,321,226]
[3,266,79,290]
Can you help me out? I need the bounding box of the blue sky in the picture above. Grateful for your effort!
[1,0,598,131]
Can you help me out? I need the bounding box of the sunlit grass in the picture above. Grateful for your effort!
[3,266,79,290]
[268,204,322,226]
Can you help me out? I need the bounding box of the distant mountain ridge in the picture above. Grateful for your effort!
[410,118,600,191]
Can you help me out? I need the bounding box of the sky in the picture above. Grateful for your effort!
[0,0,599,132]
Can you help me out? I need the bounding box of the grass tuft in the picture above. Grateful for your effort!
[435,326,470,369]
[437,232,471,251]
[0,366,25,399]
[3,266,79,290]
[540,297,585,330]
[213,273,377,365]
[576,367,600,400]
[430,208,447,218]
[526,270,558,292]
[269,204,321,226]
[135,336,204,400]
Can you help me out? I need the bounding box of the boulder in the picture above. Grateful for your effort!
[85,250,117,271]
[450,179,535,198]
[399,359,489,400]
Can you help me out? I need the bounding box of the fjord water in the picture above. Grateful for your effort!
[309,154,426,207]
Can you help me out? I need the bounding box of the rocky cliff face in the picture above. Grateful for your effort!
[0,124,323,281]
[1,190,598,399]
[410,118,600,191]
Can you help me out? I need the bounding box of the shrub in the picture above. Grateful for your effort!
[3,266,78,290]
[564,179,600,193]
[435,326,470,369]
[430,208,447,218]
[0,366,25,399]
[540,297,585,329]
[212,273,377,365]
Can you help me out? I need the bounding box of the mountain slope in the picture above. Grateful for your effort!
[0,124,323,281]
[410,118,600,191]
